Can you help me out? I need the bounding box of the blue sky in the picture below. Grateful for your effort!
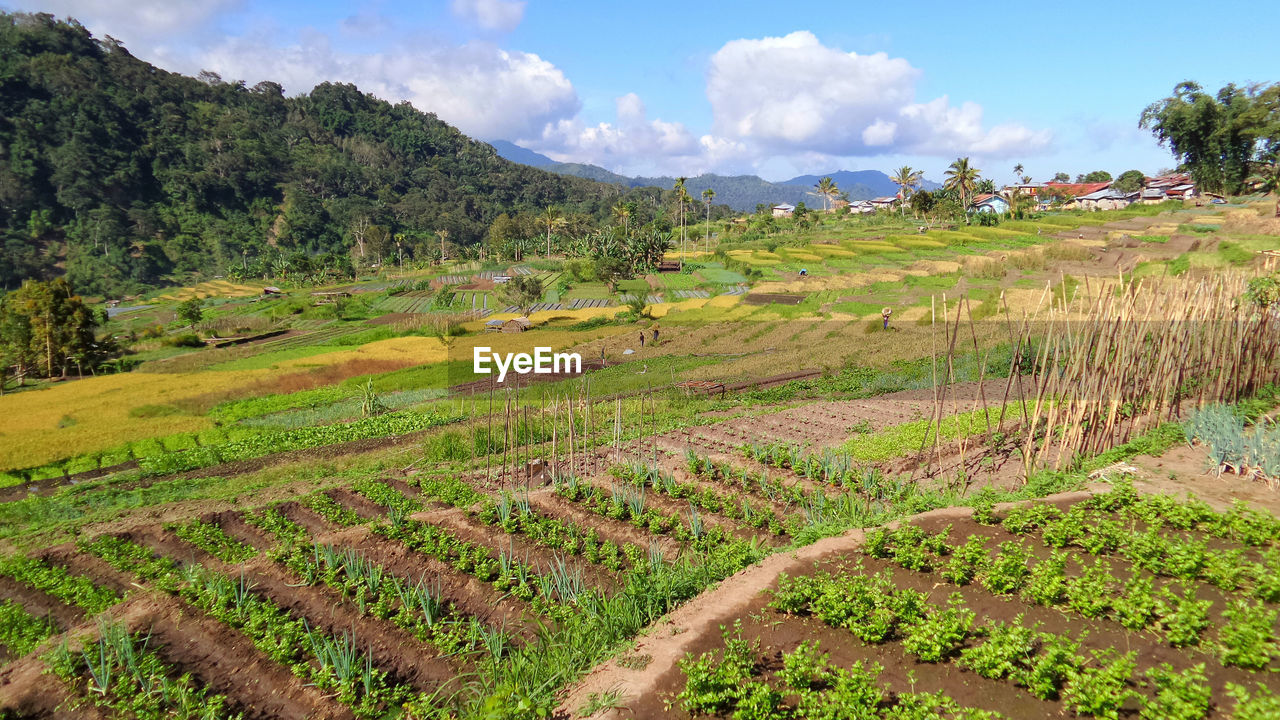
[7,1,1277,183]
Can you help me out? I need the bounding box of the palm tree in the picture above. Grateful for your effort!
[673,177,689,269]
[944,157,981,223]
[702,187,716,254]
[815,176,837,212]
[1013,163,1024,179]
[540,206,565,257]
[890,166,923,217]
[611,201,632,233]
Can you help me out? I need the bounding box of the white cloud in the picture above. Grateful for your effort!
[527,93,714,175]
[706,31,1050,159]
[450,0,526,32]
[6,0,242,38]
[192,33,578,141]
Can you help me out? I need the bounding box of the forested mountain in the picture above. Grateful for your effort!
[0,13,643,295]
[491,142,938,211]
[780,170,941,197]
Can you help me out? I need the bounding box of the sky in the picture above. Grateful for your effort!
[5,0,1277,183]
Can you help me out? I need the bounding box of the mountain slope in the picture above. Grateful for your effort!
[0,13,636,294]
[781,170,941,197]
[494,142,939,211]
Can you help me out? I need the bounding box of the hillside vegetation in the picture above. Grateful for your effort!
[0,13,645,295]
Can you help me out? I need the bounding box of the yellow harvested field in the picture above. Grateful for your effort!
[156,280,262,301]
[277,336,449,369]
[0,369,271,470]
[704,294,743,309]
[909,260,963,274]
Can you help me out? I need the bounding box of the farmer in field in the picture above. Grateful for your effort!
[652,325,660,345]
[639,331,645,348]
[882,306,893,330]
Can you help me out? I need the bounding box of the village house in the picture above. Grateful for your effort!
[848,200,875,214]
[1036,181,1113,210]
[1076,187,1140,211]
[868,197,897,212]
[771,203,795,218]
[970,193,1011,214]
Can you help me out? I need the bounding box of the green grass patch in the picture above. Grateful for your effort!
[841,401,1030,461]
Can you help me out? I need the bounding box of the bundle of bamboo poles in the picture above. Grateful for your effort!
[1020,272,1278,474]
[921,271,1280,481]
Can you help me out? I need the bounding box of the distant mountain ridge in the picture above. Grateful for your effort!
[490,141,940,211]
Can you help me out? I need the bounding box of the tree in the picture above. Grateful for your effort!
[701,188,715,254]
[177,298,205,328]
[910,190,935,221]
[672,178,690,269]
[1052,172,1071,183]
[436,228,450,263]
[499,275,544,315]
[1141,81,1280,193]
[0,278,105,379]
[944,157,981,221]
[1113,170,1146,193]
[890,166,923,217]
[1013,163,1025,178]
[814,176,837,212]
[540,206,565,257]
[1081,170,1113,183]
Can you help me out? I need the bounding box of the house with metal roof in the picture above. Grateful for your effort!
[771,203,795,218]
[1077,187,1140,211]
[970,193,1010,214]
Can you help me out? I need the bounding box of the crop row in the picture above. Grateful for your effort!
[374,516,594,617]
[979,479,1280,548]
[679,625,1002,720]
[170,520,258,563]
[48,620,241,719]
[79,535,424,718]
[279,541,510,660]
[975,490,1280,600]
[552,474,730,544]
[0,555,119,614]
[618,462,787,536]
[864,524,1277,669]
[0,599,57,658]
[721,445,919,508]
[354,478,643,573]
[770,566,1278,720]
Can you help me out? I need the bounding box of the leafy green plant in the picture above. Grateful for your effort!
[1158,583,1211,648]
[1065,558,1113,619]
[958,617,1038,681]
[1023,551,1068,606]
[942,534,989,585]
[1227,683,1280,720]
[1141,663,1210,720]
[1217,600,1277,669]
[1061,649,1137,720]
[902,593,974,662]
[980,540,1031,595]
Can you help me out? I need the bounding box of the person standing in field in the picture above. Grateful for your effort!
[652,325,660,345]
[639,332,645,348]
[882,307,893,330]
